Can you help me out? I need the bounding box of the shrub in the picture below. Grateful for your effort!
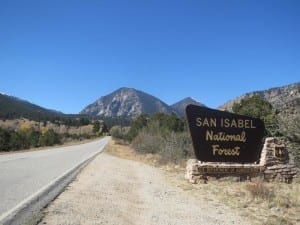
[110,125,127,139]
[40,129,61,146]
[246,181,275,201]
[149,113,184,133]
[131,120,194,164]
[93,120,108,136]
[9,131,23,150]
[126,114,148,141]
[160,131,194,164]
[126,113,185,142]
[232,95,279,136]
[131,121,164,154]
[0,128,11,151]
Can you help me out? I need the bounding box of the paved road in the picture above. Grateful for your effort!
[0,137,109,217]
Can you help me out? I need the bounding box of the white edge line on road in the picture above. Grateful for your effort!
[0,137,108,225]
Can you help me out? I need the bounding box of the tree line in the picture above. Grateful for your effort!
[0,127,61,151]
[0,119,108,151]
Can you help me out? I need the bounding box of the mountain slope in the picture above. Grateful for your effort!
[171,97,205,117]
[80,87,175,117]
[0,93,63,120]
[219,82,300,112]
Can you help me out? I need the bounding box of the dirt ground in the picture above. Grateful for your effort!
[38,141,253,225]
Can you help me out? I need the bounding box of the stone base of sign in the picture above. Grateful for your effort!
[185,160,263,183]
[262,138,298,183]
[185,137,298,184]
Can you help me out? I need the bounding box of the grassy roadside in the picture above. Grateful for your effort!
[104,139,185,173]
[105,139,300,225]
[104,139,161,167]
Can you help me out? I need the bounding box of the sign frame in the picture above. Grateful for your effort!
[185,105,266,163]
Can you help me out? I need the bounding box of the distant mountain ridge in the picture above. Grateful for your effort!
[219,82,300,113]
[0,88,205,120]
[81,87,204,118]
[80,83,299,119]
[2,82,298,121]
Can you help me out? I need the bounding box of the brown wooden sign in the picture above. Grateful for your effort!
[185,105,266,163]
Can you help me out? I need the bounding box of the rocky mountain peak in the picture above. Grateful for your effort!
[80,87,174,117]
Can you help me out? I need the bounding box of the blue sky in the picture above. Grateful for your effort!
[0,0,299,114]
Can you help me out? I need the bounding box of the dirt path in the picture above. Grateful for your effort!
[38,151,250,225]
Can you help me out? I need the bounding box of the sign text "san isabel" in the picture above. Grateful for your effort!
[185,105,265,163]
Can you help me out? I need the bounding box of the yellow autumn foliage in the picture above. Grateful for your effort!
[41,127,49,135]
[20,122,33,132]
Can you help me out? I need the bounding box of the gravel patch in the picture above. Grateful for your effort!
[38,153,250,225]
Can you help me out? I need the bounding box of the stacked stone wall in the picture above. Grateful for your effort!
[262,138,297,183]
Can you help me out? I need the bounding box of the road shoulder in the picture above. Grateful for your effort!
[38,140,250,225]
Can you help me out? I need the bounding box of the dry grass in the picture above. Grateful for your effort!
[246,181,275,200]
[168,179,299,225]
[105,139,185,173]
[104,139,161,167]
[106,140,300,225]
[203,181,300,225]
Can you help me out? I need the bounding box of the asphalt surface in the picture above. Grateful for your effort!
[0,137,109,218]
